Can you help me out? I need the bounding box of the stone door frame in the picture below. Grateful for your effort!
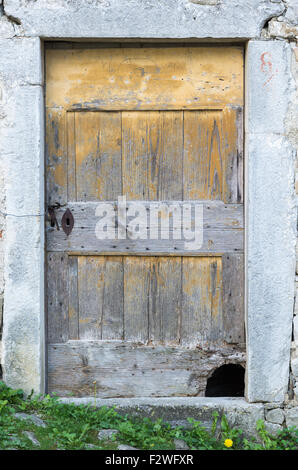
[1,1,296,403]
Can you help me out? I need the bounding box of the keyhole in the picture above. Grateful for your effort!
[61,208,74,236]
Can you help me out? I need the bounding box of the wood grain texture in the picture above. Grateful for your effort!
[68,256,79,340]
[47,252,69,343]
[122,111,183,200]
[46,109,67,206]
[46,47,244,109]
[181,257,223,348]
[123,257,181,344]
[222,253,245,344]
[46,201,243,255]
[48,341,245,397]
[123,256,150,343]
[184,111,223,201]
[74,112,122,201]
[77,256,124,340]
[46,46,245,398]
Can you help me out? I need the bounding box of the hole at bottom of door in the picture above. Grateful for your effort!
[205,364,245,397]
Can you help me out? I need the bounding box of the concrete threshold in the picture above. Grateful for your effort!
[59,397,265,437]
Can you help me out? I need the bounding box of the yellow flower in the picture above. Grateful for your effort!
[224,439,233,448]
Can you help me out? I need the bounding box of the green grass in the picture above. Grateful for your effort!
[0,381,297,450]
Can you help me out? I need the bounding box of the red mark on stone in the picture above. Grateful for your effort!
[260,52,278,87]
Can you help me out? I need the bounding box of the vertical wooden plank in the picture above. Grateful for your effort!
[148,257,181,345]
[222,107,244,204]
[47,252,69,343]
[67,111,76,201]
[75,112,122,201]
[101,256,124,340]
[78,256,124,340]
[122,111,183,200]
[236,108,244,204]
[46,109,67,205]
[68,256,79,340]
[78,256,104,339]
[124,257,150,343]
[209,257,223,343]
[222,253,245,345]
[183,111,224,201]
[181,257,222,347]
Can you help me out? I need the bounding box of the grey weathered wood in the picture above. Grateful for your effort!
[46,48,245,398]
[67,111,76,202]
[236,107,244,204]
[46,109,67,205]
[48,340,246,397]
[47,201,243,255]
[123,257,150,343]
[148,257,181,344]
[47,253,69,343]
[222,253,245,345]
[101,256,124,340]
[77,256,124,340]
[222,107,244,204]
[124,257,181,344]
[74,112,122,201]
[181,257,222,348]
[48,230,243,255]
[77,256,104,339]
[47,201,243,230]
[68,256,79,340]
[122,111,183,200]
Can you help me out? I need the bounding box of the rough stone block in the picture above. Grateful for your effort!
[291,353,298,378]
[264,422,283,436]
[265,408,284,425]
[293,316,298,345]
[1,83,45,395]
[59,397,265,438]
[246,133,296,402]
[3,0,285,39]
[0,38,42,85]
[246,40,294,134]
[285,407,298,428]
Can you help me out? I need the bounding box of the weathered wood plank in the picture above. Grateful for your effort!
[222,107,244,204]
[68,256,79,340]
[122,111,183,200]
[66,111,76,201]
[48,341,246,397]
[124,257,182,344]
[124,257,150,343]
[47,201,243,230]
[181,257,222,348]
[47,253,69,343]
[46,46,245,398]
[47,229,243,255]
[46,47,244,110]
[47,201,243,254]
[74,112,122,201]
[222,254,245,345]
[148,257,181,344]
[77,256,124,340]
[46,109,67,206]
[184,111,224,201]
[101,256,124,340]
[77,256,104,339]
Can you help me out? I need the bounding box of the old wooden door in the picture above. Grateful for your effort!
[46,45,244,397]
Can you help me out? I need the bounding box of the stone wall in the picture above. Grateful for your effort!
[262,1,298,405]
[0,0,297,429]
[261,0,298,415]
